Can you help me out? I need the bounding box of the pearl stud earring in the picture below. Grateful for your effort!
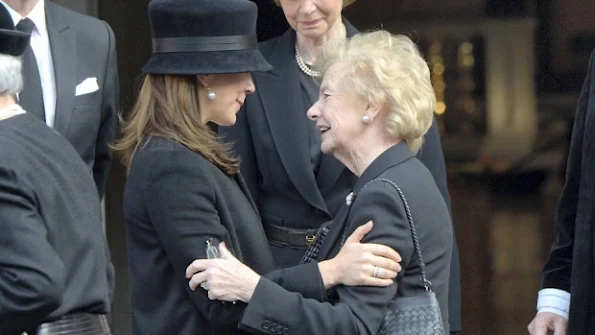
[207,88,216,100]
[362,115,370,124]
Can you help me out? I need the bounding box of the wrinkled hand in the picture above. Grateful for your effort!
[321,221,401,288]
[185,242,260,303]
[528,312,567,335]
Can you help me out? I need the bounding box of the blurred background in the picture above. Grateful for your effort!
[54,0,595,334]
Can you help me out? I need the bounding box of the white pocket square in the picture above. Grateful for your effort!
[75,77,99,96]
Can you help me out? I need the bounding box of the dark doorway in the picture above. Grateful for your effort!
[100,1,151,334]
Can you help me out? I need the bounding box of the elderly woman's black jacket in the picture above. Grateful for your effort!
[238,142,453,335]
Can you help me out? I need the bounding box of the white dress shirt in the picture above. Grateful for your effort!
[537,288,571,319]
[0,0,57,128]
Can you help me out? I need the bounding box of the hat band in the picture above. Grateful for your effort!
[152,35,257,53]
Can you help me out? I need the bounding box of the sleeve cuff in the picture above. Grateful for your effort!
[537,288,570,320]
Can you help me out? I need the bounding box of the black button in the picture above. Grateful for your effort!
[283,328,289,335]
[277,327,284,334]
[262,321,270,330]
[270,323,278,332]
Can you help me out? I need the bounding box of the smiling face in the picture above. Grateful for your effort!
[306,63,369,157]
[198,72,255,126]
[279,0,343,40]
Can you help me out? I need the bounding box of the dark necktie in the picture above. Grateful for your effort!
[16,18,45,122]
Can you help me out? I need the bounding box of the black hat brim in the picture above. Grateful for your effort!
[0,28,30,57]
[141,48,272,75]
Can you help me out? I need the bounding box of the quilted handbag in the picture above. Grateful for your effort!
[360,178,445,335]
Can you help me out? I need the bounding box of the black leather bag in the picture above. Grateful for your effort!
[300,178,445,335]
[360,178,445,335]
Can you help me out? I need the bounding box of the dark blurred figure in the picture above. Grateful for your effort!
[0,5,114,335]
[528,49,595,335]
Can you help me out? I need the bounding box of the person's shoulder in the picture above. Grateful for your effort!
[258,31,290,58]
[132,137,213,173]
[0,114,63,155]
[358,160,437,203]
[47,2,101,25]
[48,3,114,41]
[0,132,21,164]
[258,37,279,54]
[128,138,220,194]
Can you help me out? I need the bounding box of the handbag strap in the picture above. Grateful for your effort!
[353,178,432,292]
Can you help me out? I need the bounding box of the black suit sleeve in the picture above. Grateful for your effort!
[0,167,65,334]
[142,150,326,333]
[93,21,119,198]
[541,51,595,291]
[221,106,261,204]
[142,151,250,331]
[262,261,326,302]
[240,183,410,335]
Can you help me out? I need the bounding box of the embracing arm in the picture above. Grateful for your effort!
[221,105,330,300]
[240,184,411,335]
[143,150,246,331]
[262,262,326,301]
[261,222,400,302]
[0,167,65,334]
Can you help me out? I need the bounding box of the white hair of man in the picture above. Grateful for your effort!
[0,54,23,96]
[315,30,436,154]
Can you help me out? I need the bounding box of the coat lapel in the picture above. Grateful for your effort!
[316,154,348,196]
[256,30,328,214]
[315,198,351,260]
[46,3,76,135]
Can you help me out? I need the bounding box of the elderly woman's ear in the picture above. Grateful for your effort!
[363,101,384,124]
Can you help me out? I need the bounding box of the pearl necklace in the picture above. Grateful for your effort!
[295,24,347,78]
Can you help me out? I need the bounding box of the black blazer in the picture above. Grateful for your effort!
[541,50,595,334]
[221,22,462,331]
[238,143,453,334]
[0,114,113,334]
[21,3,119,197]
[123,137,328,335]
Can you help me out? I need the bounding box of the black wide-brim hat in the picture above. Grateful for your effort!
[0,4,30,56]
[142,0,272,75]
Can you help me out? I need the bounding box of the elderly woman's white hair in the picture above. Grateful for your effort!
[315,30,436,153]
[0,53,23,96]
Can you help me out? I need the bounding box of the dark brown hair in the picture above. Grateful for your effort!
[111,74,239,174]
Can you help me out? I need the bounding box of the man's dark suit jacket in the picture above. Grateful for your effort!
[221,23,462,332]
[541,50,595,334]
[0,113,113,334]
[19,2,119,197]
[123,137,330,335]
[238,143,453,334]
